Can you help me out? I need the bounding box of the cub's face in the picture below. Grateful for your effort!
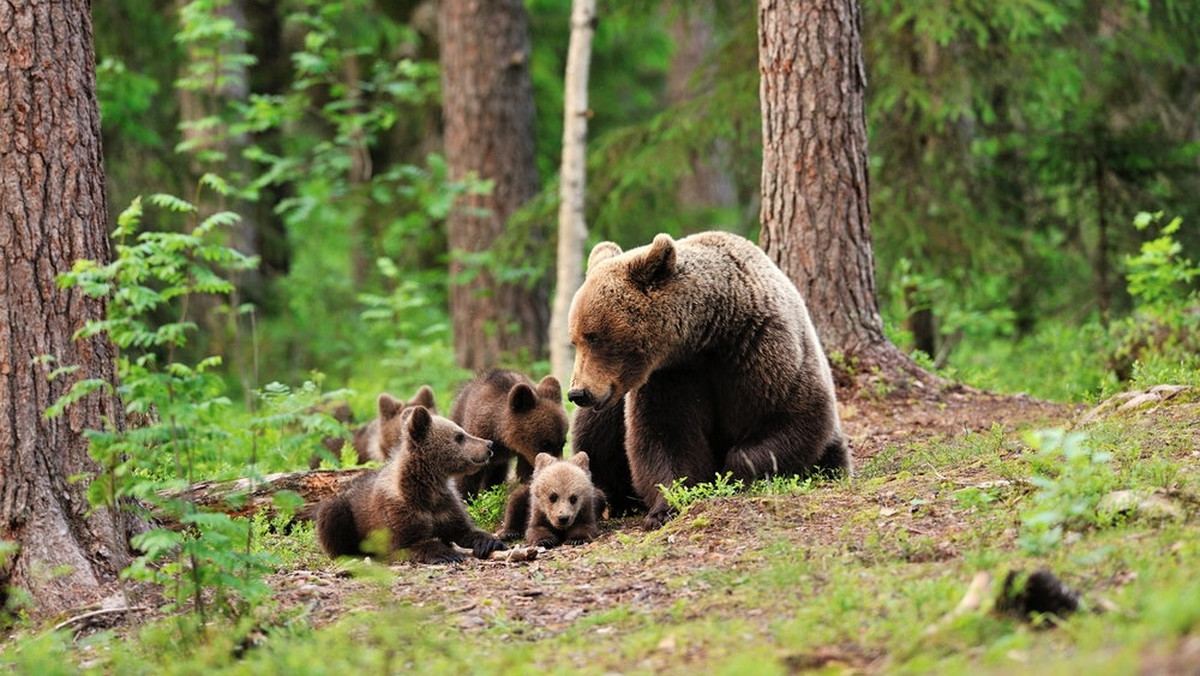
[502,376,568,463]
[567,236,678,410]
[531,453,593,529]
[403,406,493,477]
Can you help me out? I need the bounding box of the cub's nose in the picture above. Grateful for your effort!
[485,440,494,458]
[567,388,594,407]
[556,515,571,526]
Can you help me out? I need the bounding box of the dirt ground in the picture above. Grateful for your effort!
[264,386,1078,645]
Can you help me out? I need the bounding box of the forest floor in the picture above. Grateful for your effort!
[33,383,1200,674]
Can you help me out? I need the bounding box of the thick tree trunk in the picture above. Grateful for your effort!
[0,0,144,617]
[549,0,596,388]
[439,0,548,370]
[757,0,938,391]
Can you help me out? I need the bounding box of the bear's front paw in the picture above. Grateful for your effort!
[563,536,592,546]
[472,537,507,559]
[642,507,675,531]
[533,537,561,549]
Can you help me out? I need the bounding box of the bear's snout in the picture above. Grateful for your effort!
[555,514,572,527]
[567,388,595,408]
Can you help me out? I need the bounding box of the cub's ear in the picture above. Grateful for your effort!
[568,451,590,472]
[377,393,404,421]
[628,233,676,290]
[408,385,436,411]
[534,453,557,471]
[402,405,432,442]
[587,241,622,272]
[536,375,562,401]
[508,383,538,414]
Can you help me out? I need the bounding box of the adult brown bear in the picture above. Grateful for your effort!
[567,231,850,529]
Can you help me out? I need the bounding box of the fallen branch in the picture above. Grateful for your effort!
[155,468,371,528]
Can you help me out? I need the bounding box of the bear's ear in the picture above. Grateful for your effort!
[534,453,557,471]
[408,385,436,411]
[377,393,404,421]
[402,405,432,442]
[587,241,622,272]
[568,451,589,472]
[536,375,562,401]
[508,383,538,414]
[628,233,676,290]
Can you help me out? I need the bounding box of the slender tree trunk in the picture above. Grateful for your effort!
[758,0,937,389]
[440,0,548,370]
[0,0,144,617]
[549,0,596,387]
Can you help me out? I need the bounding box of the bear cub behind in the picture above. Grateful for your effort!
[314,405,506,564]
[450,369,569,538]
[525,452,606,548]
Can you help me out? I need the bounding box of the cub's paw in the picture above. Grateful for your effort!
[472,537,507,559]
[533,537,561,549]
[563,536,592,546]
[494,528,523,542]
[419,551,465,565]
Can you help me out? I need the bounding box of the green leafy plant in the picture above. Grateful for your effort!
[1018,429,1117,556]
[659,473,744,513]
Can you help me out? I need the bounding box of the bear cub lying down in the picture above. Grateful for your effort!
[524,452,606,548]
[315,406,505,564]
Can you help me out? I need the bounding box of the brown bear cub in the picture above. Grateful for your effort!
[450,369,568,538]
[353,386,437,464]
[525,453,605,548]
[314,405,506,564]
[567,231,850,531]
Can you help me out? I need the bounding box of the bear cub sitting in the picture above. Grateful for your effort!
[314,405,506,564]
[525,452,606,549]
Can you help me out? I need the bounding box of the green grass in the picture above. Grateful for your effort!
[4,382,1199,674]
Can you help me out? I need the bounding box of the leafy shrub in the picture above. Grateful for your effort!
[1018,429,1118,556]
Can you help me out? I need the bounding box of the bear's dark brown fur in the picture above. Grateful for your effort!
[570,401,643,516]
[449,369,568,538]
[314,405,506,564]
[567,231,850,530]
[524,452,605,548]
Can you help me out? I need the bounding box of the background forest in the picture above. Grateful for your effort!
[94,0,1199,413]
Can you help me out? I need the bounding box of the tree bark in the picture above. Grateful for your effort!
[757,0,938,390]
[439,0,548,371]
[549,0,596,388]
[0,0,144,617]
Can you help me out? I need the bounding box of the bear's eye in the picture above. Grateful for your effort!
[548,492,559,503]
[569,495,579,505]
[583,332,601,346]
[454,432,465,444]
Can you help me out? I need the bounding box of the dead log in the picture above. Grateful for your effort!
[154,468,371,528]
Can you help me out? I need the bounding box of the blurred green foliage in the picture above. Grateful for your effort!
[90,0,1200,409]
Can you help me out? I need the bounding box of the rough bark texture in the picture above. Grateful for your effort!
[158,469,369,528]
[439,0,548,370]
[757,0,937,389]
[0,0,143,616]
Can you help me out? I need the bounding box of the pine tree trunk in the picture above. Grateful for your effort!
[0,0,144,617]
[757,0,938,390]
[439,0,548,370]
[549,0,596,387]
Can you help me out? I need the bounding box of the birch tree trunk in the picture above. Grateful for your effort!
[757,0,938,390]
[0,0,145,617]
[549,0,597,387]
